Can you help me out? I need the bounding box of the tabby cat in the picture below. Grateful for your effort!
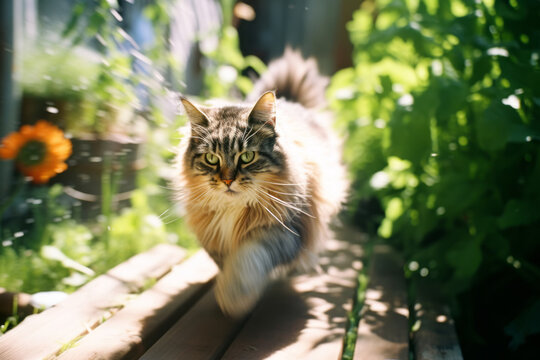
[175,50,347,316]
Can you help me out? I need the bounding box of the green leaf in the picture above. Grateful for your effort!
[446,239,483,279]
[470,55,492,85]
[505,300,540,349]
[235,76,253,96]
[62,2,86,38]
[386,197,404,221]
[244,55,267,75]
[435,78,467,117]
[476,101,521,151]
[498,199,540,229]
[388,110,431,163]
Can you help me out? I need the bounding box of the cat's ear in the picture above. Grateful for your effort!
[248,91,276,127]
[180,97,210,128]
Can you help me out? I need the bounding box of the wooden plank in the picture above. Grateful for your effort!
[139,286,248,360]
[220,225,364,360]
[57,250,218,360]
[0,244,186,360]
[413,280,463,360]
[354,244,409,360]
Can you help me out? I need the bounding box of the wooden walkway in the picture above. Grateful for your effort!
[0,226,462,359]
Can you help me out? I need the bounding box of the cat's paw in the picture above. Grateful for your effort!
[214,262,267,317]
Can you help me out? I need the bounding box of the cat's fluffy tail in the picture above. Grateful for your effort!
[248,47,328,109]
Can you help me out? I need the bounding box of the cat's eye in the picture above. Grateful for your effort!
[205,153,219,165]
[240,151,255,164]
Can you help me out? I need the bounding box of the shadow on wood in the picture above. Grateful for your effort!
[0,225,365,360]
[220,224,364,360]
[140,223,364,360]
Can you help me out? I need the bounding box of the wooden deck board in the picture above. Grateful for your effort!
[140,287,248,360]
[354,244,409,360]
[413,280,463,360]
[0,226,463,360]
[0,244,186,360]
[140,225,364,360]
[57,250,218,360]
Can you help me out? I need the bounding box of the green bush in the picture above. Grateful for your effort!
[329,0,540,356]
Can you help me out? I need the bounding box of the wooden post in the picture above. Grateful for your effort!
[0,0,21,198]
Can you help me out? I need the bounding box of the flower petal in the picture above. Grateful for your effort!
[4,120,72,182]
[0,132,25,159]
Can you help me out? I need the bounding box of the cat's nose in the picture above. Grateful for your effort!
[223,179,233,187]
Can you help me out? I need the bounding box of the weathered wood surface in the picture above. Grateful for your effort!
[58,250,217,360]
[141,225,364,360]
[0,244,186,360]
[354,244,409,360]
[140,287,248,360]
[413,280,463,360]
[0,226,463,360]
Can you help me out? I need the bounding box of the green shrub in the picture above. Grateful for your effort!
[329,0,540,356]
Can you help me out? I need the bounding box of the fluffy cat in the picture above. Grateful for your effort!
[174,50,347,316]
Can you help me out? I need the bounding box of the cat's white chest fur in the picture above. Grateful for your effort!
[204,203,247,253]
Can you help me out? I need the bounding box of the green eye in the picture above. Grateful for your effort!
[205,153,219,165]
[240,151,255,164]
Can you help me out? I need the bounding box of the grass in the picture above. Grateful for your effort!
[0,297,19,335]
[341,241,372,360]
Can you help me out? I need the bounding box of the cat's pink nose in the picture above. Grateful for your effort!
[223,179,233,186]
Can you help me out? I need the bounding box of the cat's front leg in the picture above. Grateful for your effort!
[214,226,301,317]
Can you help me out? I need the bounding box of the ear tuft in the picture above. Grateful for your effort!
[249,91,276,127]
[181,97,209,128]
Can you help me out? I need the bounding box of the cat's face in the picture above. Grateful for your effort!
[181,92,285,204]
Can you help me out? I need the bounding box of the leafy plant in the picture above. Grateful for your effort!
[60,0,150,137]
[329,0,540,357]
[0,0,262,336]
[0,184,197,295]
[201,0,266,98]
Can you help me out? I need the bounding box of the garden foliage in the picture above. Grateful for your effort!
[328,0,540,356]
[0,0,255,323]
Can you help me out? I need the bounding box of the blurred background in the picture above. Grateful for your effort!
[1,0,539,358]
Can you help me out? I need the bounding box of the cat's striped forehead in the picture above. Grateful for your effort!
[189,105,275,153]
[204,126,248,155]
[202,105,251,125]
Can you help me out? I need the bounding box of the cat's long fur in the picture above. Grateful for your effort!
[174,49,347,316]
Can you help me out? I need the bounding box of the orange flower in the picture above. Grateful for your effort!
[0,120,72,184]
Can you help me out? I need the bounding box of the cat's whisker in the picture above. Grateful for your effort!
[160,214,177,223]
[187,188,212,203]
[189,136,213,147]
[261,187,306,207]
[253,187,315,219]
[190,123,212,136]
[163,216,181,225]
[259,185,310,199]
[241,124,251,142]
[255,199,299,236]
[256,179,303,186]
[242,125,255,142]
[177,183,211,202]
[244,119,273,142]
[158,207,171,219]
[253,192,290,222]
[154,205,180,224]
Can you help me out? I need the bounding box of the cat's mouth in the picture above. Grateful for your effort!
[224,189,237,195]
